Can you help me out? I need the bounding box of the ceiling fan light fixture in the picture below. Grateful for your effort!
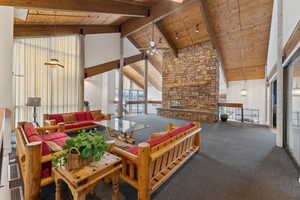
[195,24,200,32]
[150,40,155,47]
[175,33,179,40]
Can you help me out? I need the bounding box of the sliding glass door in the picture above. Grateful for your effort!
[286,56,300,165]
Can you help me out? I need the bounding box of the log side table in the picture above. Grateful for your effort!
[53,152,122,200]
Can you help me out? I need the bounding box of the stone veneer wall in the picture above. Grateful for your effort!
[158,41,219,122]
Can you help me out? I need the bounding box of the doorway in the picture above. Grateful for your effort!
[272,80,277,128]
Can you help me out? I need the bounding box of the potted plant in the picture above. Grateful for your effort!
[52,129,110,170]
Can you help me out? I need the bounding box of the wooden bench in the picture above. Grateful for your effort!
[16,122,67,200]
[110,122,201,200]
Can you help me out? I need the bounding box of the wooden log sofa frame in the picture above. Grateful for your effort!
[110,122,201,200]
[43,110,111,133]
[16,122,66,200]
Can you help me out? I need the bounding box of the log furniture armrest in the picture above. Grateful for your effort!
[41,151,66,164]
[111,146,138,164]
[44,119,57,127]
[36,123,65,134]
[103,113,112,120]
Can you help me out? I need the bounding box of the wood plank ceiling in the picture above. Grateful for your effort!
[9,0,274,82]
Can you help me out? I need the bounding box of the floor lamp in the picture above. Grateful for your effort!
[26,97,41,127]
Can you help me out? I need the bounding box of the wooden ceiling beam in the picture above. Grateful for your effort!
[14,24,120,37]
[155,22,178,57]
[123,68,145,89]
[85,53,144,78]
[121,0,197,37]
[198,0,228,86]
[127,35,162,74]
[129,63,162,91]
[0,0,148,17]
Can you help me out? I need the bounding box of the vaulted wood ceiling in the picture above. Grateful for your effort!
[8,0,274,82]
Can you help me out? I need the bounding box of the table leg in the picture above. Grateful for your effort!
[112,172,120,200]
[55,179,63,200]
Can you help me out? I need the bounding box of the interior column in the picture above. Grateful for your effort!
[118,37,124,118]
[0,6,14,110]
[276,0,284,147]
[144,56,148,114]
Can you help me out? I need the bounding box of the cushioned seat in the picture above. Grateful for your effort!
[40,132,68,141]
[65,120,96,129]
[127,123,195,155]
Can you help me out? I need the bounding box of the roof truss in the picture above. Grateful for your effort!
[0,0,148,17]
[14,24,120,37]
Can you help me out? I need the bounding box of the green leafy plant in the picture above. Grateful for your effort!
[52,129,109,167]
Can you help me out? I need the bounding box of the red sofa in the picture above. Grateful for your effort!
[16,122,70,199]
[43,110,111,132]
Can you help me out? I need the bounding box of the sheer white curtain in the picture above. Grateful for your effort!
[13,35,83,125]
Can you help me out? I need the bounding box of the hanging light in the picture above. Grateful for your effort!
[44,7,64,69]
[293,79,300,96]
[293,88,300,96]
[195,24,200,32]
[44,59,64,69]
[240,89,247,96]
[175,32,179,40]
[240,80,247,96]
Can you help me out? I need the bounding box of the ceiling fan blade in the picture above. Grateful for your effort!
[138,48,149,50]
[157,48,169,50]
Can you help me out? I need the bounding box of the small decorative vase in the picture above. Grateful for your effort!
[65,147,91,170]
[220,114,228,122]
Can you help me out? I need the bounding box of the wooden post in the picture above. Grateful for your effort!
[24,142,42,200]
[144,56,148,114]
[138,143,151,200]
[79,34,85,111]
[194,133,201,153]
[118,37,124,118]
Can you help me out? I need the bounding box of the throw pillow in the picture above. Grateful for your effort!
[90,111,104,120]
[62,113,77,123]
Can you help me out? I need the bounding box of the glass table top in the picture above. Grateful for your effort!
[94,118,149,133]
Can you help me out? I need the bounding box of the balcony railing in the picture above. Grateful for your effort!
[218,103,260,124]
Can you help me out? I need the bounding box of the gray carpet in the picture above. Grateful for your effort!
[41,115,300,200]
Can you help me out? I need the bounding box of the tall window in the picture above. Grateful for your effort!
[13,35,83,125]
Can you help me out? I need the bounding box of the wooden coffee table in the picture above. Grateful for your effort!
[53,152,122,200]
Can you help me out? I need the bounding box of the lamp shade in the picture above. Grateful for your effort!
[26,97,41,107]
[45,58,64,68]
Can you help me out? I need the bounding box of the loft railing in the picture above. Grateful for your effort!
[218,103,260,124]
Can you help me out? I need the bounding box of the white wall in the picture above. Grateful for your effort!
[85,33,121,68]
[84,33,156,114]
[0,6,13,109]
[283,0,300,46]
[226,79,266,124]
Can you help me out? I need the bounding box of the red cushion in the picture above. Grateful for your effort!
[28,135,52,156]
[65,120,97,129]
[75,112,93,121]
[167,123,195,137]
[23,122,38,138]
[40,132,68,141]
[126,123,195,155]
[52,136,69,147]
[48,114,64,123]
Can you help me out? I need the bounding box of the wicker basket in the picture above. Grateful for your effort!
[65,147,91,170]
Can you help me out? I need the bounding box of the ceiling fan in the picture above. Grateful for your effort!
[138,23,169,56]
